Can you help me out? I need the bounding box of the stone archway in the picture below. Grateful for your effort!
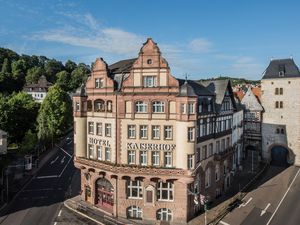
[270,145,289,167]
[95,177,114,213]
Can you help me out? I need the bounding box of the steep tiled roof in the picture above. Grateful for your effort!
[23,75,53,92]
[262,58,300,79]
[178,79,214,97]
[108,58,137,74]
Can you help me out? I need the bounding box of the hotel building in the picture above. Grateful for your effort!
[73,38,237,224]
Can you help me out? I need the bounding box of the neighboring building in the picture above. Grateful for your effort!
[232,98,244,171]
[23,75,53,102]
[73,38,237,224]
[0,129,7,155]
[261,58,300,166]
[241,88,263,169]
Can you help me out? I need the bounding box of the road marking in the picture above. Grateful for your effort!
[36,175,58,179]
[260,203,271,216]
[238,197,253,208]
[58,209,62,217]
[61,156,66,164]
[266,168,300,225]
[54,222,57,225]
[58,154,74,177]
[219,221,230,225]
[50,156,59,165]
[55,144,72,158]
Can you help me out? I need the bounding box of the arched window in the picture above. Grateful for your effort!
[94,99,105,112]
[157,208,172,221]
[205,167,211,188]
[135,101,147,113]
[152,101,165,113]
[127,206,142,219]
[215,164,220,181]
[107,100,112,112]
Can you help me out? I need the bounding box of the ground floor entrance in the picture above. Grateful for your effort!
[95,178,114,213]
[271,146,289,167]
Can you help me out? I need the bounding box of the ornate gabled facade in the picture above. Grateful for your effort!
[73,38,237,224]
[261,58,300,166]
[241,87,264,169]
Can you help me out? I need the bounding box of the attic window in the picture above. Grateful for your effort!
[147,59,152,65]
[278,65,285,77]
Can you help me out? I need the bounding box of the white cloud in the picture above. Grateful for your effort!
[188,38,212,53]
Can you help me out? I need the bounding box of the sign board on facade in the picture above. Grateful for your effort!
[127,142,176,151]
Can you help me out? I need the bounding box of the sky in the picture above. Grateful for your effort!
[0,0,299,80]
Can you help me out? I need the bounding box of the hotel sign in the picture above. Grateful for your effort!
[89,137,110,147]
[127,142,175,151]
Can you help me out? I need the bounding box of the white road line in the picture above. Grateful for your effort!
[61,156,66,164]
[36,175,58,179]
[219,220,231,225]
[55,144,72,158]
[54,222,57,225]
[238,197,253,208]
[58,209,62,217]
[266,168,300,225]
[58,154,73,177]
[50,156,59,165]
[260,203,271,216]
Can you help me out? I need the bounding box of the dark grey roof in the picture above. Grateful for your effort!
[262,58,300,79]
[74,83,87,97]
[178,79,215,97]
[108,58,137,74]
[23,75,53,92]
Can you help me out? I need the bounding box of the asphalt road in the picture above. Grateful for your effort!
[0,134,81,225]
[218,165,300,225]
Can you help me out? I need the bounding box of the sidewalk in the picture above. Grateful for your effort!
[188,162,269,225]
[64,196,142,225]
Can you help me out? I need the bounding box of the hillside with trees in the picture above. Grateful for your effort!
[0,47,90,154]
[198,76,261,86]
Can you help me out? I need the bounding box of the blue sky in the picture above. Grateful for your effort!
[0,0,299,80]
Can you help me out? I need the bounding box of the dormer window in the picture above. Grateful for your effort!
[95,78,103,88]
[143,76,157,87]
[279,71,285,77]
[278,64,285,77]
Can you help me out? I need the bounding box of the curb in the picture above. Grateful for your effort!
[63,200,105,225]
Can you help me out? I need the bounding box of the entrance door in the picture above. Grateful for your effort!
[95,178,114,213]
[271,146,288,167]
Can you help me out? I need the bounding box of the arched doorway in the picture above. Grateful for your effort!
[95,178,114,213]
[271,146,289,167]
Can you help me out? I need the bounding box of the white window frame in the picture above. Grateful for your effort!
[157,208,172,221]
[127,206,142,219]
[188,103,195,114]
[96,123,102,136]
[88,144,94,159]
[97,145,102,160]
[88,122,94,134]
[187,154,193,169]
[187,127,195,141]
[152,125,160,140]
[105,147,111,161]
[128,125,136,139]
[152,101,165,113]
[127,180,143,199]
[140,151,147,166]
[140,125,148,139]
[95,78,103,88]
[164,152,172,167]
[105,123,111,137]
[128,150,136,165]
[143,76,157,87]
[157,182,174,201]
[205,168,211,188]
[135,101,147,113]
[164,126,172,140]
[152,151,160,166]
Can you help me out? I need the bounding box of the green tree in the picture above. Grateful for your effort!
[44,59,64,83]
[65,60,77,73]
[55,70,70,91]
[37,85,72,144]
[21,130,38,154]
[69,63,90,91]
[25,66,45,84]
[0,92,39,143]
[1,58,11,73]
[11,59,27,90]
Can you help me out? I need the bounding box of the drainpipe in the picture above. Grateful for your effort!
[115,91,118,218]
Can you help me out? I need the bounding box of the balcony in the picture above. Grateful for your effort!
[214,146,234,161]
